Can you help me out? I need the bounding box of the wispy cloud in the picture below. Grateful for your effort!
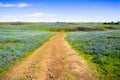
[45,14,56,17]
[25,12,44,17]
[4,15,12,18]
[25,12,56,17]
[0,3,30,8]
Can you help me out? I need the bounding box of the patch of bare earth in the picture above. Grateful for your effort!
[2,32,95,80]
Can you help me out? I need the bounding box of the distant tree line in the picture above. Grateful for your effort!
[103,21,120,25]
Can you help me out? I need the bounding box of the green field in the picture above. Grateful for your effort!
[66,30,120,80]
[0,25,57,77]
[0,22,120,79]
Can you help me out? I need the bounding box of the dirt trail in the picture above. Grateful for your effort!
[2,32,95,80]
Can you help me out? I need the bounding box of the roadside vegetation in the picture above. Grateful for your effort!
[0,26,56,77]
[66,30,120,80]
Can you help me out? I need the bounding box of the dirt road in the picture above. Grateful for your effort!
[2,32,95,80]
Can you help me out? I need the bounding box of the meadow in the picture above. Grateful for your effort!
[66,30,120,79]
[1,22,119,31]
[0,22,120,79]
[0,25,56,77]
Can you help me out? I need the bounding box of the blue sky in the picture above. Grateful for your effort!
[0,0,120,22]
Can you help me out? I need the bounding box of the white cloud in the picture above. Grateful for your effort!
[0,3,30,8]
[25,12,56,17]
[17,3,30,8]
[25,12,44,17]
[4,15,12,18]
[45,14,56,17]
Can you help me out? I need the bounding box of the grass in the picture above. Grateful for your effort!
[0,23,120,79]
[65,72,81,80]
[0,29,57,77]
[66,30,120,80]
[0,23,119,31]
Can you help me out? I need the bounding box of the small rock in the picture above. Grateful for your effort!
[55,61,58,65]
[26,74,33,80]
[62,57,64,60]
[48,73,54,79]
[48,67,52,70]
[48,68,50,70]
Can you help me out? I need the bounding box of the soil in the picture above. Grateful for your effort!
[2,32,95,80]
